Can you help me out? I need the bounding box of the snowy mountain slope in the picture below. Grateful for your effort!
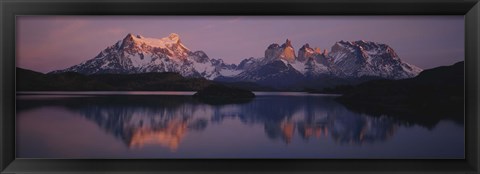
[51,33,238,80]
[328,40,422,79]
[233,59,305,87]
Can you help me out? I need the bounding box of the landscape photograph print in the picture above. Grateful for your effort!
[16,16,464,159]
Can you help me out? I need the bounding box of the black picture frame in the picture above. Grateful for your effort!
[1,0,479,173]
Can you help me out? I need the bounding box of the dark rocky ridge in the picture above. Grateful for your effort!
[337,61,464,122]
[17,67,212,91]
[193,84,255,104]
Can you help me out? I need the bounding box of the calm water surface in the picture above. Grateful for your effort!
[16,92,464,158]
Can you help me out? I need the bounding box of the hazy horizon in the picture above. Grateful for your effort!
[17,16,464,73]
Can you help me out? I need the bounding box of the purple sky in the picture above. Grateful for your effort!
[17,16,464,73]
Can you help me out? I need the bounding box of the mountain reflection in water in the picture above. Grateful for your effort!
[16,93,464,158]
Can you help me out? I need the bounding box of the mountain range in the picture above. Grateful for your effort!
[50,33,422,90]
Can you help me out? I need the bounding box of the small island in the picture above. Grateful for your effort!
[193,84,255,104]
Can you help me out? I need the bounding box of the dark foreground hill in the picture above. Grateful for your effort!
[337,61,464,122]
[17,68,213,91]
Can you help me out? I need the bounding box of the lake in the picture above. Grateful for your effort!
[16,92,464,159]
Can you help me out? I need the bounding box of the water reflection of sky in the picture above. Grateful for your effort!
[16,93,464,159]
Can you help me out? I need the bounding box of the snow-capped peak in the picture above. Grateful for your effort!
[329,40,422,79]
[52,32,240,80]
[283,39,293,48]
[168,33,180,42]
[123,33,188,51]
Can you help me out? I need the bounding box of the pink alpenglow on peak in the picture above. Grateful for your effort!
[280,39,296,63]
[123,33,187,50]
[50,33,239,79]
[265,39,296,63]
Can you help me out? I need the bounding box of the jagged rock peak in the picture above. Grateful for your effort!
[122,33,137,42]
[323,49,328,55]
[280,39,296,63]
[300,43,311,50]
[120,33,137,48]
[267,43,281,49]
[265,39,296,62]
[283,39,293,48]
[168,33,181,42]
[336,40,381,47]
[125,33,134,38]
[298,43,316,62]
